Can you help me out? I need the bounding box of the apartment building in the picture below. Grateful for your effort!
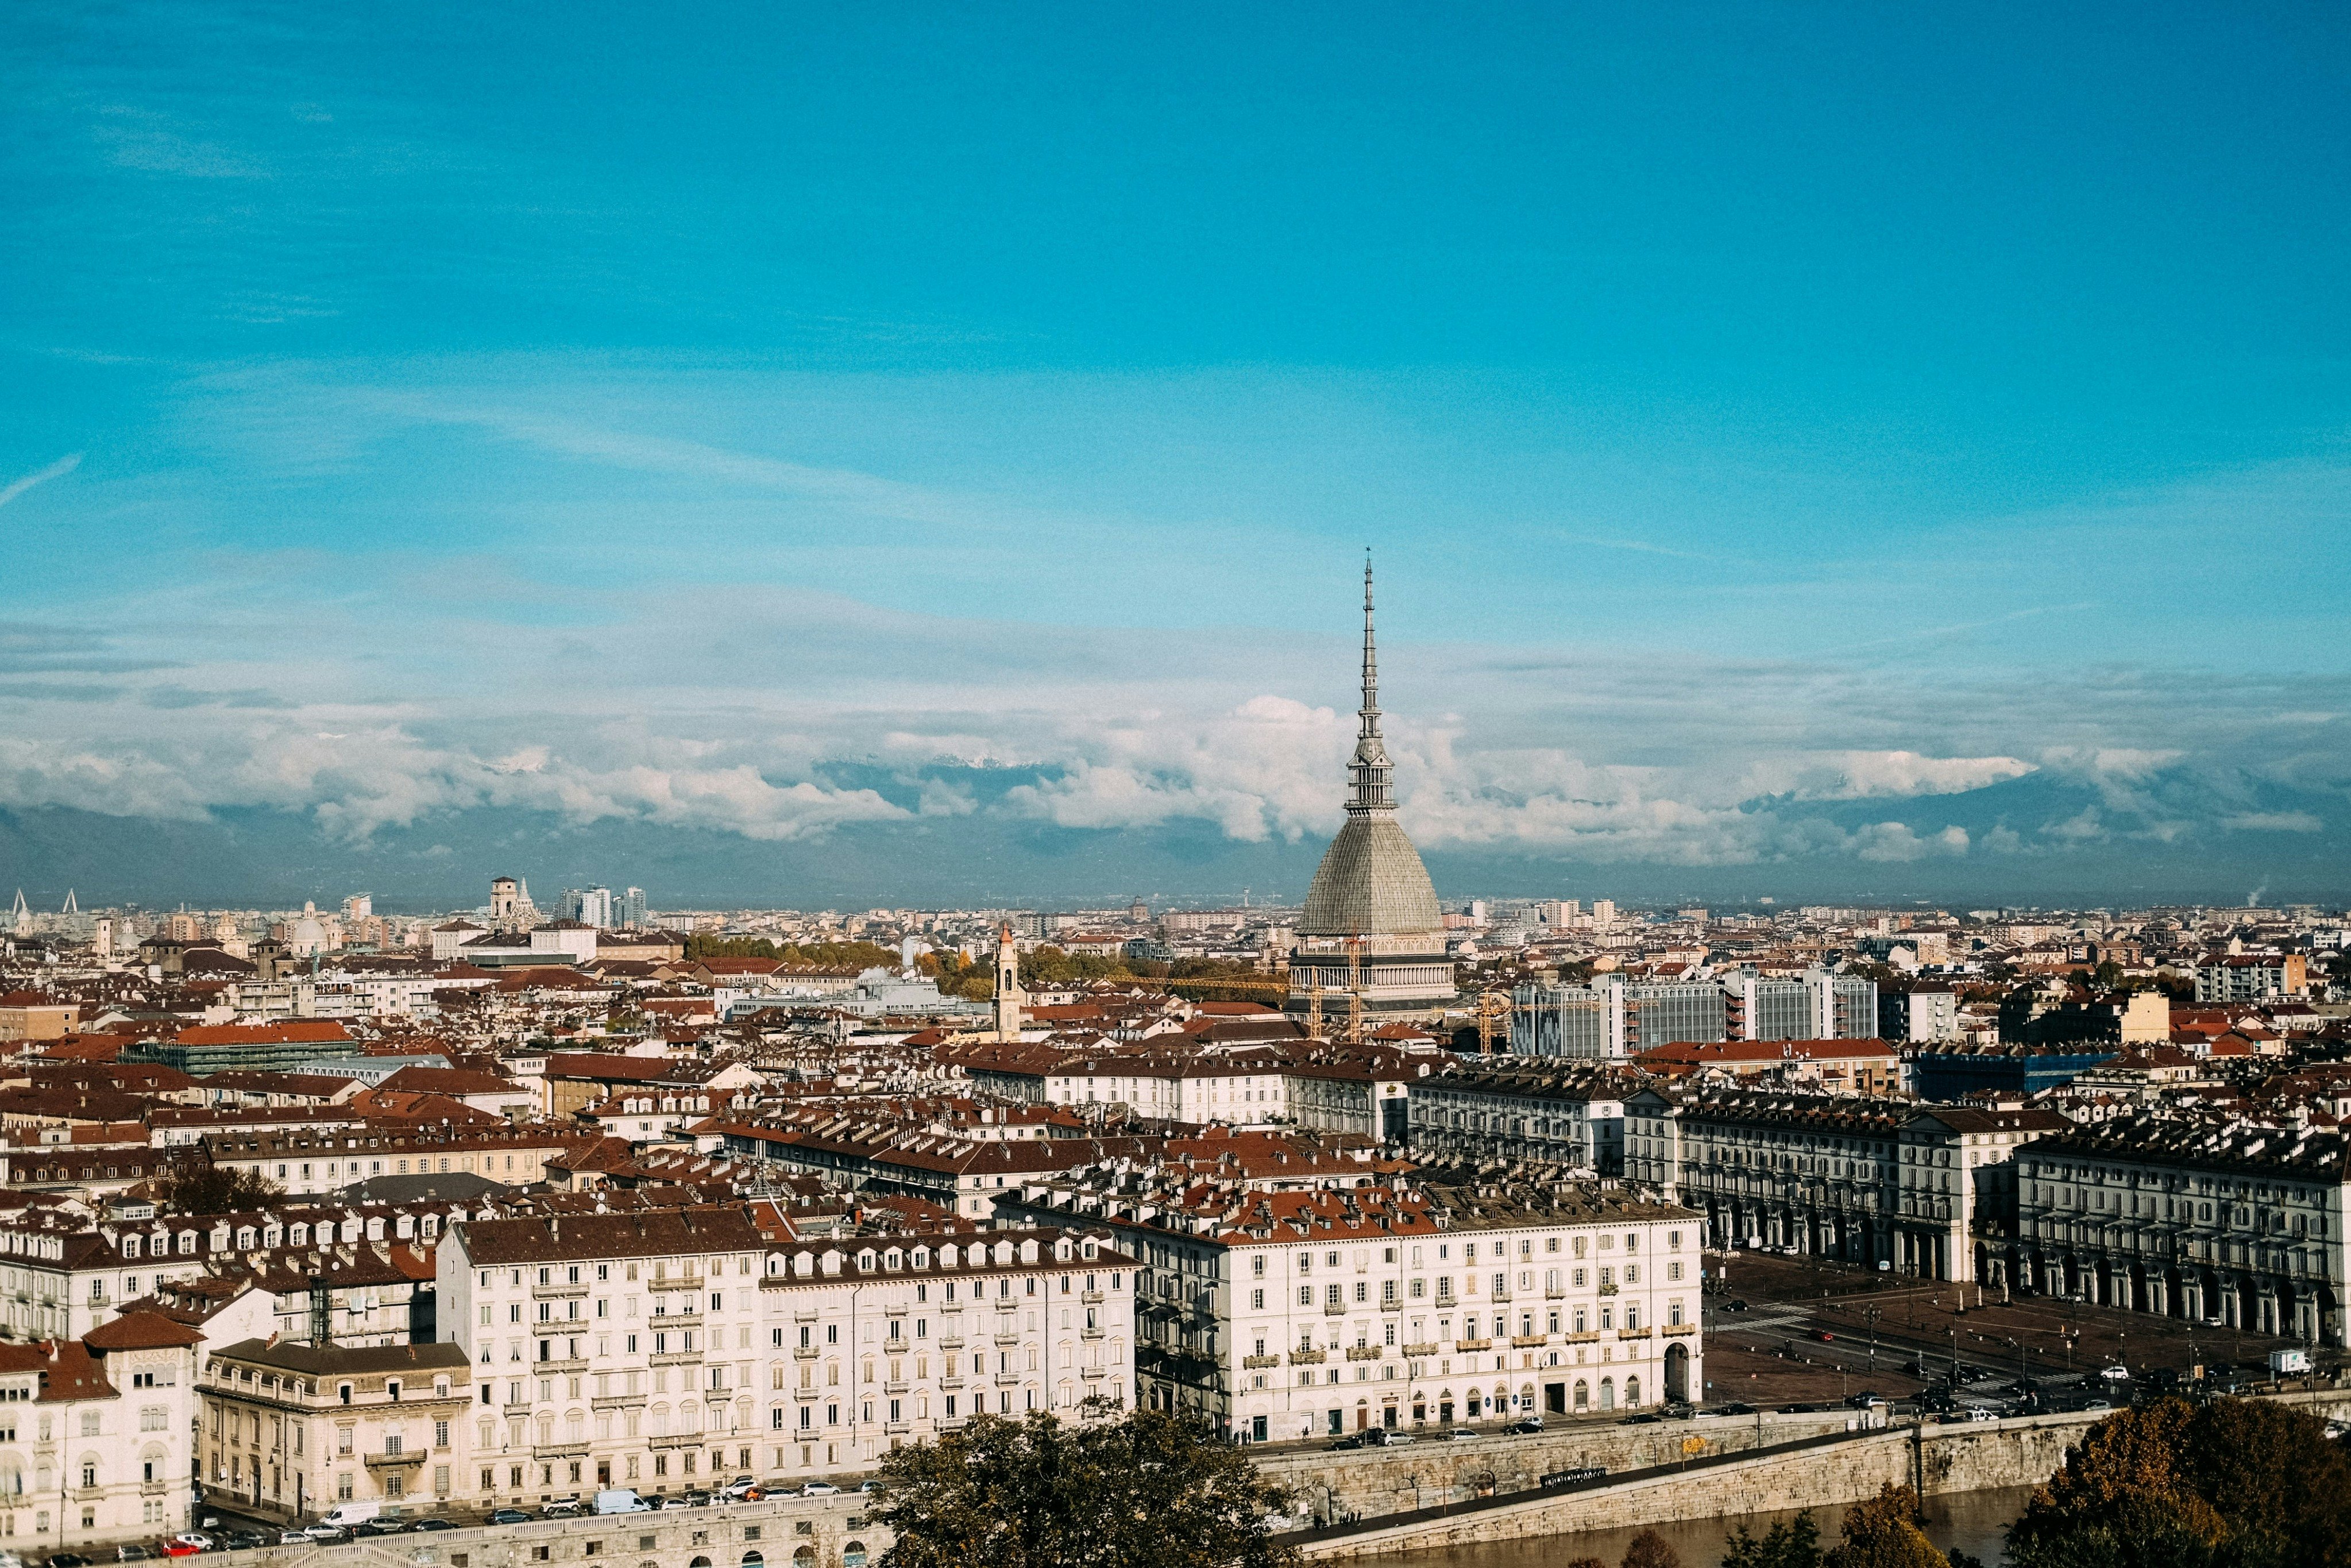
[2194,955,2309,1003]
[439,1206,1134,1500]
[995,1170,1702,1441]
[1407,1065,1646,1174]
[0,1312,204,1550]
[2013,1115,2348,1345]
[203,1125,594,1196]
[199,1339,473,1521]
[1624,1088,2064,1283]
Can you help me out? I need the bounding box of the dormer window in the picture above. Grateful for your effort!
[122,1236,141,1260]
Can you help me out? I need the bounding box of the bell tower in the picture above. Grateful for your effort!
[993,924,1026,1040]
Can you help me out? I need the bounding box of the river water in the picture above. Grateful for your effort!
[1357,1485,2033,1567]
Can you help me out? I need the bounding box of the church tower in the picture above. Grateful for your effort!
[993,924,1026,1039]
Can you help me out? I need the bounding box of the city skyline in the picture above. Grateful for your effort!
[5,3,2348,906]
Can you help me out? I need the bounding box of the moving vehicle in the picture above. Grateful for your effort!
[1364,1429,1414,1446]
[594,1490,652,1515]
[653,1496,693,1511]
[1967,1407,2000,1423]
[2099,1365,2132,1382]
[720,1477,760,1501]
[487,1510,533,1527]
[1812,1330,1836,1343]
[353,1520,409,1537]
[800,1482,841,1498]
[680,1490,713,1508]
[1723,1300,1750,1312]
[298,1526,346,1543]
[411,1521,457,1534]
[319,1503,382,1531]
[114,1548,153,1562]
[539,1500,584,1520]
[1325,1435,1363,1451]
[1446,1428,1478,1440]
[156,1543,200,1559]
[1504,1416,1544,1435]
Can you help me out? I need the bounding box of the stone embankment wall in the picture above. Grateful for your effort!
[1298,1391,2351,1559]
[1256,1410,1864,1523]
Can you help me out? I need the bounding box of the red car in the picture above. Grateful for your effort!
[1812,1330,1836,1343]
[159,1540,204,1558]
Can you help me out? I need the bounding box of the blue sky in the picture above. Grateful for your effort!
[2,2,2348,908]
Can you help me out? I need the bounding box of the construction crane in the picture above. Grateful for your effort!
[1474,988,1514,1055]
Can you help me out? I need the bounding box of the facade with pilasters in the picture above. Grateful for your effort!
[2013,1115,2348,1346]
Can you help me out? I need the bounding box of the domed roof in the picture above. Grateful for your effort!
[1300,816,1442,936]
[1296,558,1444,939]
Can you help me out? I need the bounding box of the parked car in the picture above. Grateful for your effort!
[219,1534,267,1552]
[411,1520,457,1534]
[275,1532,312,1546]
[2099,1365,2131,1382]
[487,1510,533,1527]
[1620,1412,1662,1426]
[856,1481,884,1495]
[540,1501,585,1520]
[680,1490,713,1508]
[1325,1435,1364,1451]
[801,1482,841,1498]
[1446,1427,1478,1441]
[1812,1330,1836,1343]
[298,1527,346,1543]
[156,1544,200,1560]
[1723,1300,1750,1312]
[48,1555,92,1567]
[720,1477,760,1501]
[1967,1407,2000,1423]
[166,1538,210,1555]
[653,1496,693,1511]
[1504,1416,1544,1435]
[1712,1401,1755,1417]
[114,1548,153,1563]
[2083,1399,2113,1413]
[354,1520,410,1536]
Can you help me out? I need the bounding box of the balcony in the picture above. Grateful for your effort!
[1617,1327,1652,1340]
[1510,1334,1549,1349]
[1287,1350,1326,1366]
[650,1310,702,1327]
[1079,1366,1106,1381]
[1663,1323,1697,1338]
[1454,1337,1492,1352]
[504,1400,534,1416]
[592,1393,647,1410]
[1080,1326,1103,1341]
[364,1450,426,1469]
[1081,1291,1103,1304]
[1343,1346,1380,1362]
[1321,1302,1346,1316]
[646,1432,702,1450]
[993,1373,1022,1387]
[532,1279,590,1299]
[884,1381,909,1395]
[1545,1287,1566,1299]
[1400,1342,1438,1357]
[536,1358,589,1374]
[792,1345,819,1360]
[937,1336,964,1350]
[648,1350,704,1368]
[993,1333,1021,1347]
[1241,1355,1280,1370]
[531,1442,589,1460]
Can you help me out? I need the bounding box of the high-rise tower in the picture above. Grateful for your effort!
[1290,559,1454,1018]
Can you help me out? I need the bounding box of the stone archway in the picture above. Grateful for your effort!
[1665,1342,1690,1403]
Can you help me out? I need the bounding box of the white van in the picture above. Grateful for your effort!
[321,1502,382,1529]
[594,1490,651,1515]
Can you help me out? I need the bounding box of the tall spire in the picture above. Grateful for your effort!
[1346,553,1395,816]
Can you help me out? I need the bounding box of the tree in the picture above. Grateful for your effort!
[873,1408,1297,1568]
[1827,1486,1947,1568]
[1624,1530,1684,1568]
[149,1153,282,1214]
[2006,1397,2351,1568]
[1723,1511,1824,1568]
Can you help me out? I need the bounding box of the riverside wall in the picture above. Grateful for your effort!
[1295,1389,2351,1559]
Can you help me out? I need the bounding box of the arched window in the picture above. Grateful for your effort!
[1599,1377,1615,1411]
[842,1547,867,1568]
[740,1554,763,1567]
[1626,1377,1640,1407]
[792,1550,816,1567]
[1572,1380,1589,1412]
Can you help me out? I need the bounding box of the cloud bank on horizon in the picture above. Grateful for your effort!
[2,3,2346,903]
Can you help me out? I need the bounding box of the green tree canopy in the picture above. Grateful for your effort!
[872,1408,1297,1568]
[1724,1511,1824,1568]
[2007,1397,2351,1568]
[149,1153,283,1214]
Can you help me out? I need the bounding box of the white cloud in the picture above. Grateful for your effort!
[2219,812,2323,833]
